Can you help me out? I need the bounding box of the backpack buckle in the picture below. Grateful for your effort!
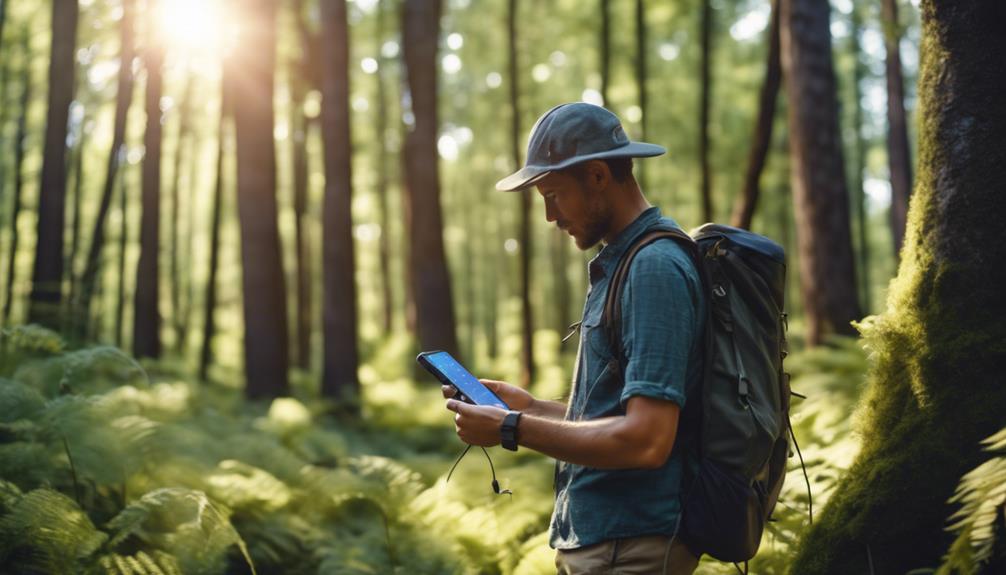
[738,376,750,408]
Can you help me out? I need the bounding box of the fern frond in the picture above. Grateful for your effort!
[0,379,46,423]
[0,441,56,491]
[92,550,182,575]
[940,426,1006,573]
[0,480,22,514]
[205,459,292,512]
[105,488,256,575]
[0,488,107,572]
[0,324,65,358]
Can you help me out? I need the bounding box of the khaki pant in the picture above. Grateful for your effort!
[555,535,700,575]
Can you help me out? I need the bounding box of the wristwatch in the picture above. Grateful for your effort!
[501,411,522,451]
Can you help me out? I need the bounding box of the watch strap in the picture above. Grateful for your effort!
[501,410,522,451]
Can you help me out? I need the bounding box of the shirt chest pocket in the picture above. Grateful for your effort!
[573,308,625,420]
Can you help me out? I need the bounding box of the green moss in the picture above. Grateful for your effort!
[790,2,1006,571]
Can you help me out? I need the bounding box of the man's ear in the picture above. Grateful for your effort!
[582,160,611,190]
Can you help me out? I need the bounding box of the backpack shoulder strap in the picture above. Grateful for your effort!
[602,226,701,366]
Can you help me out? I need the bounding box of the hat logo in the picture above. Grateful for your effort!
[612,125,627,144]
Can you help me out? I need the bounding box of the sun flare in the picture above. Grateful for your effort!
[156,0,230,58]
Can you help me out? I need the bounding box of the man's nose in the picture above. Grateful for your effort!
[544,198,557,222]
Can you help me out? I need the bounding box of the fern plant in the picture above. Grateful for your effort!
[939,426,1006,574]
[0,488,108,572]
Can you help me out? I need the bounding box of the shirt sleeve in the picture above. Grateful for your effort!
[618,241,704,408]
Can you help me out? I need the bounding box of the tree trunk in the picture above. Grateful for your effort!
[3,34,30,326]
[199,67,230,382]
[508,0,534,388]
[883,0,913,258]
[780,0,861,346]
[402,0,459,358]
[168,76,194,351]
[290,0,313,370]
[792,1,1006,571]
[114,175,129,348]
[233,0,289,399]
[66,127,85,322]
[731,0,780,230]
[77,0,135,339]
[634,0,649,192]
[599,0,610,105]
[133,1,164,359]
[0,0,8,54]
[850,4,872,313]
[319,0,359,401]
[375,0,394,336]
[698,0,714,224]
[29,0,79,329]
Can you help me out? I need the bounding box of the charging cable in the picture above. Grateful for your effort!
[446,444,512,497]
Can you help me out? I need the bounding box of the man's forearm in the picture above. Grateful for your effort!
[517,411,673,469]
[527,398,567,419]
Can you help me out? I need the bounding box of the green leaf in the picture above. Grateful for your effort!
[105,488,256,575]
[0,488,107,572]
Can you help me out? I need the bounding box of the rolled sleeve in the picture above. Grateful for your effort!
[617,242,703,409]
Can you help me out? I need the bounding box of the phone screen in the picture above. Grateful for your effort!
[419,351,509,410]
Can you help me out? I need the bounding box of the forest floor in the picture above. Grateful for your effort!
[0,324,869,574]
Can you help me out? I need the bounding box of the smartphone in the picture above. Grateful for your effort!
[416,350,510,410]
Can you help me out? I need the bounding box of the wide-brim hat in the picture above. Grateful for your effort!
[495,102,665,191]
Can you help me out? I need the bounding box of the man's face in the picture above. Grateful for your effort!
[535,167,612,250]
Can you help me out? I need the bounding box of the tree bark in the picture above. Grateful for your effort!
[199,66,230,382]
[883,0,913,258]
[133,1,164,359]
[29,0,79,329]
[599,0,610,105]
[232,0,289,398]
[114,175,128,348]
[77,0,135,339]
[319,0,360,401]
[634,0,649,191]
[0,0,8,55]
[850,4,872,313]
[168,76,194,351]
[375,0,394,336]
[698,0,714,223]
[780,0,861,346]
[792,1,1006,571]
[66,127,85,321]
[3,33,30,327]
[508,0,534,388]
[402,0,459,358]
[731,0,781,230]
[290,0,313,370]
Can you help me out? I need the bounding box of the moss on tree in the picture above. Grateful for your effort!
[790,1,1006,572]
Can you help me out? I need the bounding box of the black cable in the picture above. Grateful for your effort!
[789,418,813,524]
[445,444,512,497]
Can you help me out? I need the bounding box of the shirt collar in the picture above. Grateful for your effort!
[589,206,664,281]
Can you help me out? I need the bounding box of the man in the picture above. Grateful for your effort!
[443,103,705,574]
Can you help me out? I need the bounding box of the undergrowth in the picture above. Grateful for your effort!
[0,324,995,573]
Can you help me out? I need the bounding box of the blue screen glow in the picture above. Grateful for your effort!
[425,352,509,409]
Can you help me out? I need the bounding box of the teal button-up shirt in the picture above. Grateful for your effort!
[550,206,706,550]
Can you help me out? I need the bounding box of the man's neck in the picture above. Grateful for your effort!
[603,181,651,244]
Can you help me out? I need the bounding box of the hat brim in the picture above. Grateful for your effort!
[494,142,666,191]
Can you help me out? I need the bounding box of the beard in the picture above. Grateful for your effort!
[571,190,613,250]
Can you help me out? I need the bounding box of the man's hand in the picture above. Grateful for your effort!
[440,379,537,411]
[445,399,508,447]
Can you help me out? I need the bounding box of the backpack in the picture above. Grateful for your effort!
[603,223,795,563]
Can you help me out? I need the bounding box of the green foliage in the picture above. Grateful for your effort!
[938,427,1006,574]
[105,488,255,575]
[0,320,893,574]
[0,488,108,572]
[92,550,183,575]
